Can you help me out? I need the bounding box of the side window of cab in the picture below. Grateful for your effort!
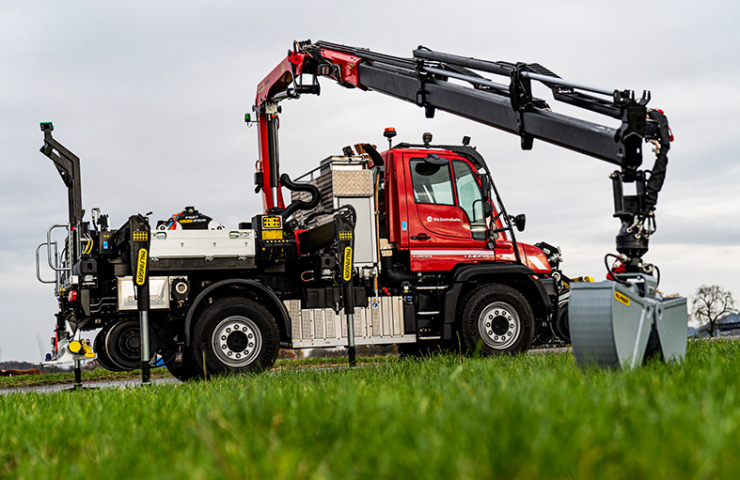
[409,159,455,205]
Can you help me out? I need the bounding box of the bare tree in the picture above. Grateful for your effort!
[692,285,737,337]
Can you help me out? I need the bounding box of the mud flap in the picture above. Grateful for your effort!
[569,274,687,369]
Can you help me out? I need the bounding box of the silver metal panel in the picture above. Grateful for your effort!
[285,300,301,341]
[392,297,403,335]
[381,296,392,336]
[150,230,255,258]
[301,309,313,340]
[314,309,325,339]
[371,298,381,336]
[290,335,417,348]
[325,308,337,338]
[571,281,652,369]
[355,307,365,337]
[117,276,170,311]
[655,296,688,362]
[332,170,373,197]
[334,196,377,266]
[611,285,652,369]
[287,296,412,348]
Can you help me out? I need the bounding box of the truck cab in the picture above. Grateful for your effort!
[381,143,551,276]
[289,136,563,357]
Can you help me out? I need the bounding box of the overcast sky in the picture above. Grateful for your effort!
[1,1,738,362]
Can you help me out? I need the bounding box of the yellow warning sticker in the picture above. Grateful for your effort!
[343,246,353,282]
[136,249,148,286]
[339,231,353,240]
[614,291,630,306]
[133,230,148,242]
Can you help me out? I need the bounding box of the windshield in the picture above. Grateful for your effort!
[452,160,486,240]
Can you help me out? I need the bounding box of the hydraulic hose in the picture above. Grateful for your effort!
[645,109,671,210]
[280,173,320,220]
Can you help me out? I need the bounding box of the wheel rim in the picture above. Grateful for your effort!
[478,301,521,350]
[105,320,155,370]
[211,315,262,367]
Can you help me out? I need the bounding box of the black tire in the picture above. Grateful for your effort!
[459,284,535,355]
[163,352,201,382]
[96,320,156,371]
[398,340,443,359]
[94,327,126,372]
[554,299,571,344]
[191,297,280,377]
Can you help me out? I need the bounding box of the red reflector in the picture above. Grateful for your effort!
[67,290,78,302]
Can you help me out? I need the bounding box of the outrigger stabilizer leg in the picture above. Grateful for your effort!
[128,215,153,384]
[335,208,357,367]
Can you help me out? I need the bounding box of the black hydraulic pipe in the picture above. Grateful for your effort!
[315,41,417,70]
[73,360,82,389]
[266,115,281,211]
[415,49,615,97]
[413,48,513,76]
[280,173,321,219]
[422,65,509,92]
[137,279,151,384]
[344,281,356,366]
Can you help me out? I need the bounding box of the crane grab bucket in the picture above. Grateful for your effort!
[569,275,688,369]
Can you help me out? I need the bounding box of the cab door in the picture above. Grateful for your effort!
[404,153,487,249]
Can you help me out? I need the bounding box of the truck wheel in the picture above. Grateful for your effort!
[191,297,279,377]
[94,328,126,372]
[163,354,201,382]
[554,300,570,343]
[101,319,156,371]
[460,284,534,355]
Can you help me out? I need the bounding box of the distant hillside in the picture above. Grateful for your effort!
[0,361,41,370]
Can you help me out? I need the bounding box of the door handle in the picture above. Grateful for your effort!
[411,234,431,240]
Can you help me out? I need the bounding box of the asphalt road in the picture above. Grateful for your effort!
[1,376,179,396]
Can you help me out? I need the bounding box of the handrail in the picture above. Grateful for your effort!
[36,242,58,284]
[47,224,71,272]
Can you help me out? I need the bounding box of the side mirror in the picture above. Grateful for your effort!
[424,153,447,166]
[511,213,526,232]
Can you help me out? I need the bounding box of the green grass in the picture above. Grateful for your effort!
[2,341,740,479]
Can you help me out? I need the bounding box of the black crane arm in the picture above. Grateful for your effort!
[256,40,673,272]
[299,40,667,177]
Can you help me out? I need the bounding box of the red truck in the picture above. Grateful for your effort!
[37,40,673,381]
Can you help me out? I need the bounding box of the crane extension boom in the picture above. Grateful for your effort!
[253,40,672,274]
